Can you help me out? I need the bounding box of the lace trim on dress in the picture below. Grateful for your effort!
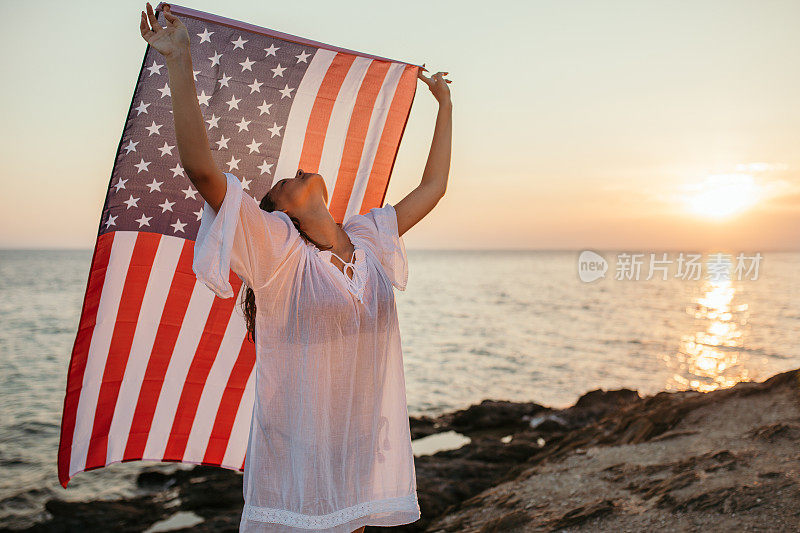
[309,241,369,304]
[242,493,419,529]
[328,247,367,303]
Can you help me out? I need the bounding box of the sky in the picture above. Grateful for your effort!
[1,0,799,251]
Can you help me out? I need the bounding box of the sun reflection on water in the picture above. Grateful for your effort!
[667,267,752,393]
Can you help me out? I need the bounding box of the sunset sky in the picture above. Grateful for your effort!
[1,0,799,250]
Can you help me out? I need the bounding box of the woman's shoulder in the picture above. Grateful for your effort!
[343,204,396,234]
[343,213,380,251]
[341,204,407,290]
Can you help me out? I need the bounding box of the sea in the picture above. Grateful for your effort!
[1,249,798,528]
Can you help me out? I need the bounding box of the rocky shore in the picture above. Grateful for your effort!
[6,368,799,532]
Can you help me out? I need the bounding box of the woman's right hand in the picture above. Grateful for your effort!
[418,67,452,106]
[140,3,189,59]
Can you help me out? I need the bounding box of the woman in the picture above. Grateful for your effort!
[140,3,452,532]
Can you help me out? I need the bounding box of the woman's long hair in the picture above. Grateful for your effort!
[241,191,334,343]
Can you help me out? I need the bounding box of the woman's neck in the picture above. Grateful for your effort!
[297,205,355,263]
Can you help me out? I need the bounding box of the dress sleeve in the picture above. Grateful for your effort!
[192,172,299,298]
[360,203,409,291]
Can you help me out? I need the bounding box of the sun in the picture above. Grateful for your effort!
[684,173,761,218]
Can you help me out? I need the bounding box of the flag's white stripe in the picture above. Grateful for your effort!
[69,231,138,477]
[142,281,216,459]
[183,307,247,461]
[343,63,406,220]
[105,236,183,464]
[222,368,257,468]
[318,56,373,206]
[273,49,337,183]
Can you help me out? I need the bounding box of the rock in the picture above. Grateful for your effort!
[662,478,798,514]
[574,388,640,410]
[447,400,547,433]
[16,368,799,533]
[529,414,569,432]
[546,499,616,530]
[478,509,532,532]
[425,367,800,532]
[747,422,800,442]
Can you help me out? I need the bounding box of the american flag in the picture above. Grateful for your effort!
[58,2,419,488]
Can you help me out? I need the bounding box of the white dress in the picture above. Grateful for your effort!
[192,172,421,532]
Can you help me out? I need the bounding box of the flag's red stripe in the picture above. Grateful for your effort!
[202,336,256,465]
[58,232,116,488]
[123,239,196,461]
[328,60,392,222]
[84,232,161,471]
[163,271,243,462]
[361,64,419,212]
[297,53,357,173]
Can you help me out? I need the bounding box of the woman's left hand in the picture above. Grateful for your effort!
[418,67,452,105]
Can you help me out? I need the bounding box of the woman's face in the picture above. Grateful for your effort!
[269,169,328,213]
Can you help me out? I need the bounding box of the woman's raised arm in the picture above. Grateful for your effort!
[393,69,452,237]
[140,3,226,212]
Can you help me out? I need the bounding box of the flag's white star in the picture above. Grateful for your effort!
[171,219,187,233]
[240,57,255,72]
[258,160,273,175]
[209,51,223,67]
[197,90,211,106]
[134,158,151,173]
[216,135,230,150]
[192,69,200,81]
[157,82,171,98]
[271,64,286,77]
[217,72,231,87]
[182,186,198,200]
[268,122,284,137]
[123,195,140,209]
[146,178,163,192]
[226,94,241,110]
[146,60,164,76]
[279,84,295,98]
[135,214,152,227]
[247,138,262,154]
[158,198,175,213]
[264,43,279,57]
[134,101,150,115]
[194,208,204,221]
[113,177,127,192]
[231,36,248,49]
[105,214,117,228]
[236,117,252,132]
[205,113,220,129]
[158,141,175,156]
[197,28,214,43]
[257,100,272,115]
[248,78,263,93]
[123,140,139,154]
[170,163,185,178]
[145,121,162,136]
[296,50,311,63]
[227,155,241,171]
[241,177,252,190]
